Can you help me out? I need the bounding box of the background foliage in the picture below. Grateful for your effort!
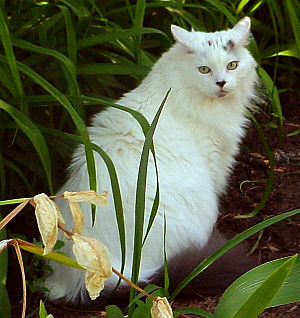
[0,0,300,317]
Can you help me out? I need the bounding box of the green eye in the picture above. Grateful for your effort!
[198,66,211,74]
[227,61,239,70]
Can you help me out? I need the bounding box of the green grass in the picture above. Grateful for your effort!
[0,0,300,317]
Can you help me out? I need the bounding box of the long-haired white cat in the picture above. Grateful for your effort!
[46,17,258,303]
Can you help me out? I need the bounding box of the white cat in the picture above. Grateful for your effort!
[46,17,258,303]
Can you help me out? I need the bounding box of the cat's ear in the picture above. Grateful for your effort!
[231,16,251,46]
[171,25,191,46]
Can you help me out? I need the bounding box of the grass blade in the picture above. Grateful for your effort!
[3,159,34,195]
[78,63,150,75]
[0,6,23,101]
[59,0,90,18]
[77,27,167,49]
[129,89,170,316]
[257,67,283,133]
[58,4,77,65]
[133,0,146,64]
[17,239,83,269]
[0,99,53,194]
[286,0,300,58]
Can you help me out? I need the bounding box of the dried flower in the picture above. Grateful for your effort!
[151,297,173,318]
[63,190,107,235]
[34,193,62,254]
[68,200,84,235]
[85,271,106,300]
[72,233,112,300]
[63,190,107,205]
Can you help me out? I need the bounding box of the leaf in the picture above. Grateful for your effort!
[39,300,48,318]
[175,307,214,318]
[215,255,298,318]
[105,305,125,318]
[0,281,11,318]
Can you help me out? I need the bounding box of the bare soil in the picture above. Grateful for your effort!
[6,93,300,317]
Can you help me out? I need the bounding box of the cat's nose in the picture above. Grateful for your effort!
[216,81,226,88]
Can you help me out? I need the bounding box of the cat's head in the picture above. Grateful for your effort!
[170,17,257,98]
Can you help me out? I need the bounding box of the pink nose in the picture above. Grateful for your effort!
[216,81,226,88]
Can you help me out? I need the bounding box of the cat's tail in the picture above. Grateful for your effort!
[47,229,256,308]
[155,228,257,296]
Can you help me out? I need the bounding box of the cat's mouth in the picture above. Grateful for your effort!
[217,90,228,98]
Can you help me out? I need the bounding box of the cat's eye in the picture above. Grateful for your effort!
[227,61,239,70]
[198,66,211,74]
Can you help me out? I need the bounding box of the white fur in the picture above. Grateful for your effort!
[45,18,258,303]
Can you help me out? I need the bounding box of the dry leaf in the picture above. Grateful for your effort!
[0,239,13,254]
[34,193,61,254]
[85,271,106,300]
[63,190,107,235]
[68,200,84,235]
[63,190,107,205]
[151,297,173,318]
[72,233,112,300]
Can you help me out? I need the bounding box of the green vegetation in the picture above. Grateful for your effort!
[0,0,300,317]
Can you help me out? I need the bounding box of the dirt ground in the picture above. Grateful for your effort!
[6,93,300,317]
